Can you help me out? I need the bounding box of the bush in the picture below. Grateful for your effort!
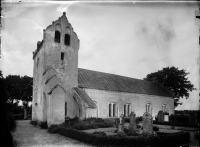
[39,121,47,129]
[71,117,114,130]
[195,132,199,142]
[6,112,16,131]
[153,126,159,131]
[14,113,24,120]
[65,116,80,127]
[48,125,58,133]
[169,114,188,123]
[51,126,190,146]
[30,120,37,126]
[124,117,130,123]
[136,116,143,124]
[92,131,107,137]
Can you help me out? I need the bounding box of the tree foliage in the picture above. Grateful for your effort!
[144,66,195,108]
[4,75,33,108]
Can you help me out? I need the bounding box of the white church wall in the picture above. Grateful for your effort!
[84,88,174,119]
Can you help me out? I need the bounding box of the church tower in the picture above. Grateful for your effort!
[32,12,80,126]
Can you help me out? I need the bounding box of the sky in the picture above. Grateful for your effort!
[1,1,199,110]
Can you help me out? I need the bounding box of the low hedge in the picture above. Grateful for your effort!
[48,125,190,146]
[65,117,114,130]
[30,120,37,126]
[153,121,199,128]
[39,121,48,129]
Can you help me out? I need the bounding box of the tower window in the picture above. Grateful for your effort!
[61,52,64,60]
[65,34,70,46]
[65,102,67,118]
[55,31,61,43]
[37,58,39,67]
[61,52,64,64]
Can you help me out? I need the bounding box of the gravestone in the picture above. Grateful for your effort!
[129,112,137,133]
[157,110,164,122]
[117,114,125,136]
[143,112,153,134]
[137,122,143,134]
[164,112,169,122]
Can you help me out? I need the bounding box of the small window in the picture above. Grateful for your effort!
[65,34,70,45]
[109,102,117,117]
[55,31,61,43]
[146,103,152,114]
[65,102,67,118]
[61,52,64,60]
[37,58,39,67]
[124,104,131,117]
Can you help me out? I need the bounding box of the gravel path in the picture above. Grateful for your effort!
[12,120,94,147]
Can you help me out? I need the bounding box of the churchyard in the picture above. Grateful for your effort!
[30,111,199,146]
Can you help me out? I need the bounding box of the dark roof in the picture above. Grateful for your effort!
[74,87,96,108]
[78,68,174,98]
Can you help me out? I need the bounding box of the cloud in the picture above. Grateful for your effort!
[1,1,46,18]
[56,2,78,12]
[17,18,43,33]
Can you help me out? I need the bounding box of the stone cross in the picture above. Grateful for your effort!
[117,114,125,136]
[157,110,164,122]
[142,112,153,134]
[129,111,137,133]
[119,114,124,124]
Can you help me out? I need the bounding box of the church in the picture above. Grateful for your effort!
[32,12,174,126]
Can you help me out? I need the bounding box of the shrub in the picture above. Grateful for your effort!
[124,117,130,123]
[52,126,190,146]
[39,121,47,129]
[169,114,188,123]
[65,116,80,127]
[136,116,143,124]
[92,131,107,137]
[72,117,114,130]
[48,125,58,133]
[195,131,199,142]
[6,112,16,131]
[30,120,37,126]
[153,126,159,131]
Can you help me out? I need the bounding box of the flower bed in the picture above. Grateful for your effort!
[48,125,190,146]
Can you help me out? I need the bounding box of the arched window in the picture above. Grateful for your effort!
[55,31,61,43]
[55,24,61,43]
[65,34,70,46]
[162,104,167,112]
[109,102,117,117]
[146,103,152,114]
[124,103,131,117]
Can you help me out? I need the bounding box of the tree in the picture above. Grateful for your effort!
[0,71,15,147]
[144,66,195,108]
[4,75,33,119]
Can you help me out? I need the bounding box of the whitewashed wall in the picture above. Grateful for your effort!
[84,88,174,119]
